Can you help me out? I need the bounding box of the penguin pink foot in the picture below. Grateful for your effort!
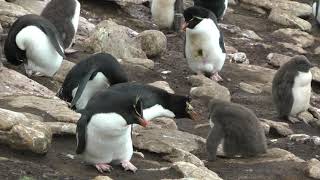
[211,72,223,82]
[95,163,112,173]
[121,160,137,173]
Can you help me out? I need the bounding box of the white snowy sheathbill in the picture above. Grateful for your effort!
[151,0,176,29]
[76,91,148,173]
[272,55,313,123]
[183,6,226,81]
[41,0,81,50]
[313,0,320,25]
[4,14,64,77]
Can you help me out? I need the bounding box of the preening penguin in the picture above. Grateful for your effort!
[4,14,64,77]
[107,82,198,121]
[183,6,226,81]
[272,55,313,123]
[206,99,267,161]
[193,0,228,20]
[313,0,320,25]
[57,53,128,110]
[41,0,81,49]
[76,91,148,173]
[151,0,176,29]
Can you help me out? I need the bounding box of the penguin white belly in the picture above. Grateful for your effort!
[72,72,109,110]
[15,25,63,77]
[143,104,175,120]
[151,0,176,28]
[313,2,320,24]
[83,113,133,164]
[290,71,312,115]
[69,0,81,48]
[185,19,225,74]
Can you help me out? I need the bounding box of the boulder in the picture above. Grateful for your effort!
[298,111,316,124]
[136,30,167,57]
[10,0,48,14]
[149,81,175,94]
[163,148,204,167]
[0,0,30,28]
[260,119,293,137]
[0,108,51,154]
[278,42,307,54]
[45,122,76,135]
[229,52,250,64]
[85,19,147,59]
[305,159,320,179]
[171,162,222,180]
[311,67,320,83]
[272,28,314,48]
[111,0,148,6]
[239,82,263,94]
[53,60,76,83]
[267,53,291,68]
[78,16,96,37]
[92,176,113,180]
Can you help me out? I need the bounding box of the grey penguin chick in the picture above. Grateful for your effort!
[183,6,226,81]
[272,55,313,123]
[41,0,80,49]
[4,14,64,77]
[206,99,267,161]
[76,91,148,173]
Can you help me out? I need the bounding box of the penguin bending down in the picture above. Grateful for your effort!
[41,0,80,49]
[151,0,176,29]
[57,53,128,110]
[183,6,226,81]
[4,14,64,77]
[106,82,198,121]
[313,0,320,25]
[206,99,267,161]
[193,0,228,20]
[76,91,148,173]
[272,55,313,123]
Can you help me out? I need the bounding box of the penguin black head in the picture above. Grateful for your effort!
[125,96,148,127]
[182,6,217,30]
[168,95,199,120]
[290,55,313,73]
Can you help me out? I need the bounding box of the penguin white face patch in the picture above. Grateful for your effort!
[143,104,175,121]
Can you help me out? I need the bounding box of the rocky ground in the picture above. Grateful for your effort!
[0,0,320,179]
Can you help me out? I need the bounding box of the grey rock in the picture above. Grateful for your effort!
[278,42,307,54]
[298,111,316,124]
[272,28,314,48]
[0,0,30,28]
[268,9,312,31]
[3,95,80,123]
[260,119,293,137]
[228,0,237,5]
[289,134,311,143]
[0,108,52,154]
[305,158,320,179]
[311,67,320,83]
[78,16,96,37]
[132,128,206,154]
[111,0,148,6]
[92,176,113,180]
[85,19,147,59]
[53,60,75,83]
[260,121,270,135]
[136,30,167,57]
[241,30,263,40]
[149,81,175,94]
[134,117,178,130]
[315,46,320,55]
[171,162,223,180]
[239,82,263,94]
[267,53,291,68]
[310,136,320,146]
[0,67,55,98]
[240,3,267,14]
[45,122,76,135]
[163,148,204,167]
[11,0,48,14]
[230,52,249,64]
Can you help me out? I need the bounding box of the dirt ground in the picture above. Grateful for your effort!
[0,0,320,179]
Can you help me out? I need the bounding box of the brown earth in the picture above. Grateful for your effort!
[0,0,320,180]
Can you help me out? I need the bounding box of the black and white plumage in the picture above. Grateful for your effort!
[151,0,176,29]
[106,82,197,121]
[206,99,267,161]
[193,0,228,20]
[57,53,128,110]
[4,14,64,77]
[41,0,80,49]
[76,91,148,173]
[272,55,313,122]
[313,0,320,25]
[183,6,226,81]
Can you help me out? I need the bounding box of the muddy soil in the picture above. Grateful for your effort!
[0,0,320,180]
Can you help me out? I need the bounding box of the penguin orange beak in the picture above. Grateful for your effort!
[182,22,189,31]
[138,117,149,127]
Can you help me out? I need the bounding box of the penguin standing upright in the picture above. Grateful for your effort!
[106,82,197,121]
[41,0,80,49]
[193,0,228,20]
[76,91,148,173]
[313,0,320,25]
[57,53,128,110]
[206,99,267,161]
[272,55,313,123]
[151,0,176,29]
[183,6,226,81]
[4,14,64,77]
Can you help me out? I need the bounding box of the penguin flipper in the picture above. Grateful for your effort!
[76,113,90,154]
[38,24,65,58]
[70,68,97,109]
